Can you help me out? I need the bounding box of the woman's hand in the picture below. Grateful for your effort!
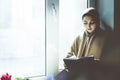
[64,63,67,69]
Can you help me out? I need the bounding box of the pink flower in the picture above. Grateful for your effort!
[0,73,12,80]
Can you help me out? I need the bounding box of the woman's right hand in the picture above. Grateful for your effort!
[64,63,68,69]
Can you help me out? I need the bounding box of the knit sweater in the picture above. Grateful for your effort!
[66,29,108,60]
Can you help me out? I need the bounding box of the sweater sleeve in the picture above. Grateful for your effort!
[66,36,81,58]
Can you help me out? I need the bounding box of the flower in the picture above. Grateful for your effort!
[0,73,12,80]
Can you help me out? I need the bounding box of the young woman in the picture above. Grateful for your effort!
[66,7,108,60]
[56,7,109,80]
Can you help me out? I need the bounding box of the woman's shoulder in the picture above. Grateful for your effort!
[75,33,84,40]
[73,33,85,43]
[94,29,110,41]
[74,35,81,42]
[96,29,108,37]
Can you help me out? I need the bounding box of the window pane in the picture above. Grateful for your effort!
[59,0,87,69]
[0,0,45,78]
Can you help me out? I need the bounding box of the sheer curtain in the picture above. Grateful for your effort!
[0,0,45,78]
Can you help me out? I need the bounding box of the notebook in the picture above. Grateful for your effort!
[63,57,94,72]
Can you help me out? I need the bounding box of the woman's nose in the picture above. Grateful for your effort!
[87,24,91,28]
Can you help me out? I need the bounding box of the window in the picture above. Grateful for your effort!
[0,0,88,78]
[59,0,87,69]
[0,0,45,78]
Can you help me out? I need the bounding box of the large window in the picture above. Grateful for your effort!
[59,0,87,69]
[0,0,45,78]
[0,0,88,79]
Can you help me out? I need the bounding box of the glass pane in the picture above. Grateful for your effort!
[0,0,45,78]
[59,0,87,69]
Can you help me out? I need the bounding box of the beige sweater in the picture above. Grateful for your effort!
[66,30,108,60]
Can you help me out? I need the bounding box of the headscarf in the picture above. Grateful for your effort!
[82,7,101,33]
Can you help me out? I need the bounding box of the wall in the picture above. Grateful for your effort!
[96,0,120,67]
[97,0,114,31]
[96,0,120,37]
[114,0,120,37]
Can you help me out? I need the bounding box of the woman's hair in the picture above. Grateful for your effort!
[82,7,100,23]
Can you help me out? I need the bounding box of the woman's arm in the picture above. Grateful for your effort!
[66,36,81,58]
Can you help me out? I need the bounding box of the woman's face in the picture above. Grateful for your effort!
[83,15,98,33]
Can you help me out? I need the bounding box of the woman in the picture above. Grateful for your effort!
[66,7,108,60]
[56,7,108,80]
